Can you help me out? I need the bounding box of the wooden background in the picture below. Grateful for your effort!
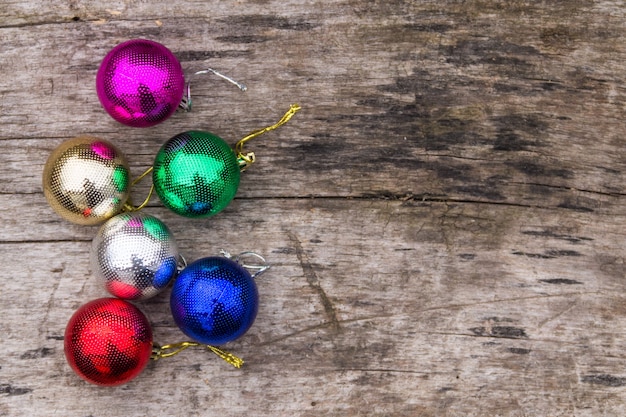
[1,1,625,416]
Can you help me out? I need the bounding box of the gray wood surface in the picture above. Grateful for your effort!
[1,1,625,416]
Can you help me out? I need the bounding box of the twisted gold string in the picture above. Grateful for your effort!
[151,342,244,368]
[236,104,301,170]
[131,166,154,186]
[123,167,154,212]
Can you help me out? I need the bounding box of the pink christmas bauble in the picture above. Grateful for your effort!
[96,39,185,128]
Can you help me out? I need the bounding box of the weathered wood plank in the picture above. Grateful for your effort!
[0,0,625,416]
[2,199,626,415]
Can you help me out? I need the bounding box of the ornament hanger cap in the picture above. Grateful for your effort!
[179,68,247,112]
[220,249,270,278]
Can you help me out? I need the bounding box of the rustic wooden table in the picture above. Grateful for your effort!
[1,1,624,416]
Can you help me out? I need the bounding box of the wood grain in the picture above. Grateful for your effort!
[0,1,624,416]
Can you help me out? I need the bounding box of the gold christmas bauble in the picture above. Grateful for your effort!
[42,136,130,225]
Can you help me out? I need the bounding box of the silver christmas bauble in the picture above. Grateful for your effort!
[91,212,180,300]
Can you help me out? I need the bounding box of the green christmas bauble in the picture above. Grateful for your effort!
[152,131,241,218]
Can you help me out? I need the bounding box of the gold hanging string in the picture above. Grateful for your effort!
[151,342,244,368]
[123,166,154,212]
[131,166,154,186]
[235,104,301,171]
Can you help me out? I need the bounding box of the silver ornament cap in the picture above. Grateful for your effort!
[91,212,181,300]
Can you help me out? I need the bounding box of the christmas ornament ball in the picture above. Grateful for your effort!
[42,137,130,225]
[96,39,185,127]
[91,213,181,300]
[64,298,153,386]
[152,131,241,218]
[170,257,258,345]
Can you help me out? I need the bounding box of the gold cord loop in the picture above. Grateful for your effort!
[235,104,301,171]
[123,167,154,212]
[151,342,244,368]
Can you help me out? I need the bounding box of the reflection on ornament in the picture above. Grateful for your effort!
[96,39,185,127]
[170,256,260,345]
[42,137,130,225]
[91,213,181,300]
[152,131,240,218]
[64,298,152,386]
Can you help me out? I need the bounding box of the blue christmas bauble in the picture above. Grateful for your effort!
[170,257,258,345]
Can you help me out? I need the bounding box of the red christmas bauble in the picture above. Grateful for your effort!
[64,298,153,386]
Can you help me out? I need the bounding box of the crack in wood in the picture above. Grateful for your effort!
[336,368,430,375]
[522,230,593,244]
[508,347,531,355]
[509,182,626,198]
[288,231,340,332]
[469,326,528,339]
[582,374,626,387]
[0,383,32,396]
[20,347,55,359]
[513,249,582,259]
[539,278,583,285]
